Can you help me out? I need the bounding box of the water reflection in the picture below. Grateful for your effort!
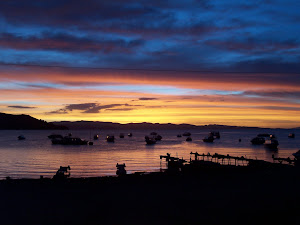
[0,129,299,179]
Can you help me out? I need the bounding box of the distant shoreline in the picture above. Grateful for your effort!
[52,121,299,130]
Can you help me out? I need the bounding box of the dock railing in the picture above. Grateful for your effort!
[190,152,250,166]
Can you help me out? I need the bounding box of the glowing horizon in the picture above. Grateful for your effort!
[1,66,300,128]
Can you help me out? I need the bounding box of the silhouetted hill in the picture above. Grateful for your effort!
[53,121,262,130]
[0,113,68,130]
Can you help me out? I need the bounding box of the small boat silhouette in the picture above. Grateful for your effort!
[264,135,279,149]
[288,133,295,138]
[93,134,99,140]
[52,136,89,145]
[145,135,156,145]
[203,136,214,143]
[186,137,192,141]
[251,136,265,145]
[106,135,115,142]
[18,135,26,140]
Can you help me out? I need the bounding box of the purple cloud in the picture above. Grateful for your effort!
[7,105,36,109]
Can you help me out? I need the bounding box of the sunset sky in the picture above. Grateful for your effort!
[0,0,300,128]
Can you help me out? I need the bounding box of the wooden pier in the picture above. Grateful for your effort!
[160,151,296,172]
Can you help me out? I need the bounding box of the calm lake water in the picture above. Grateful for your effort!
[0,129,299,179]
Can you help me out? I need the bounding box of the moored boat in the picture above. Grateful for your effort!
[186,137,192,141]
[93,134,99,140]
[264,139,279,149]
[106,135,115,142]
[251,136,265,145]
[128,133,133,137]
[264,135,279,149]
[52,136,89,145]
[203,136,214,143]
[288,133,295,138]
[119,133,125,138]
[18,135,26,140]
[145,135,156,145]
[146,132,162,141]
[177,134,182,137]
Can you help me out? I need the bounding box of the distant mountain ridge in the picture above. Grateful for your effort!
[1,113,297,130]
[53,120,264,130]
[0,113,67,130]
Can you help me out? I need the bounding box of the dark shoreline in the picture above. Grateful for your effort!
[1,168,300,225]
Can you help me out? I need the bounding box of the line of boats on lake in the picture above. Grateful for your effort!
[17,131,296,150]
[45,131,221,145]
